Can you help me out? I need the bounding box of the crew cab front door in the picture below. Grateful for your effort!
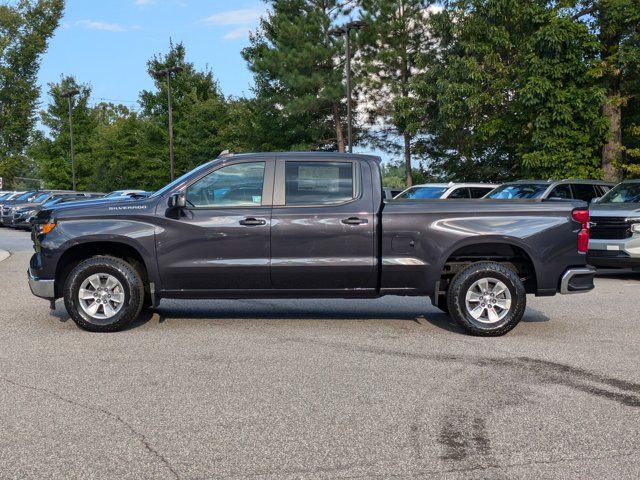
[269,157,377,291]
[156,158,275,292]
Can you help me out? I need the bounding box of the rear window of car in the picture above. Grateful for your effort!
[485,184,548,199]
[396,186,448,199]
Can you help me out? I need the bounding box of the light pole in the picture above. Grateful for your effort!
[153,66,183,181]
[330,20,367,153]
[61,89,80,191]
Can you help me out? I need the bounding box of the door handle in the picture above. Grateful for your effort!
[239,217,267,226]
[341,217,368,225]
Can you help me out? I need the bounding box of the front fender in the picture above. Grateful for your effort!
[38,218,159,287]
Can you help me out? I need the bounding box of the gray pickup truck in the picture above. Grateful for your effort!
[588,179,640,269]
[28,152,595,336]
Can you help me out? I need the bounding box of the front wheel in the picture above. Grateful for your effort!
[447,262,526,336]
[64,256,145,332]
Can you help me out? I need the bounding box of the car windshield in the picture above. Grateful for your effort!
[599,183,640,204]
[31,193,51,203]
[16,192,35,201]
[396,186,449,199]
[485,184,548,199]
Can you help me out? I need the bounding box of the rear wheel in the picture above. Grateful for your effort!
[64,256,145,332]
[447,262,526,336]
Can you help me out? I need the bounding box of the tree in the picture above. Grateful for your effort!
[30,76,97,189]
[358,0,433,186]
[140,42,229,181]
[412,0,608,181]
[0,0,64,188]
[571,0,640,180]
[242,0,350,152]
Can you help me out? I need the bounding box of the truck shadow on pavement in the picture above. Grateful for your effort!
[51,299,550,334]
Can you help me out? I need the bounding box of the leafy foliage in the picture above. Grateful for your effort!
[0,0,63,188]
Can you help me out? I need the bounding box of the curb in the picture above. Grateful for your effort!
[0,249,9,263]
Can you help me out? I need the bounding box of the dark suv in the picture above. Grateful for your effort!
[485,179,614,202]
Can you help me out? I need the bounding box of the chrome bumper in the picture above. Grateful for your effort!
[560,267,596,295]
[28,269,55,299]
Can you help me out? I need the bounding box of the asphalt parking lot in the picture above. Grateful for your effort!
[1,228,639,480]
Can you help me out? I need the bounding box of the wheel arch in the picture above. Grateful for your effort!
[436,237,539,297]
[54,240,153,299]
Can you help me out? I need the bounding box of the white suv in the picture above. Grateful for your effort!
[394,183,498,200]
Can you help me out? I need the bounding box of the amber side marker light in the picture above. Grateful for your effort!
[39,223,56,235]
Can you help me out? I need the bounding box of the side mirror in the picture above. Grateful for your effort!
[591,197,601,204]
[168,193,186,208]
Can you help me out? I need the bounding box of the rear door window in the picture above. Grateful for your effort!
[571,184,598,202]
[447,187,470,198]
[548,184,572,199]
[469,187,493,198]
[285,161,355,206]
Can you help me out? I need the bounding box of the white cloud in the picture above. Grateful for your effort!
[76,20,128,32]
[203,8,264,26]
[134,0,156,5]
[223,27,251,40]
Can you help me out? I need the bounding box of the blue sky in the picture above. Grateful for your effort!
[38,0,266,109]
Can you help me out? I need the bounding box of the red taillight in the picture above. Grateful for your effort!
[572,208,590,253]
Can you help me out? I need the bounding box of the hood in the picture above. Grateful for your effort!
[36,196,159,222]
[7,201,42,212]
[590,202,640,219]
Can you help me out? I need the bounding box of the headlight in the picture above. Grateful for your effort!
[632,223,640,234]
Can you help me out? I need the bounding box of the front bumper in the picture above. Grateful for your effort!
[559,267,596,294]
[588,236,640,268]
[28,268,55,299]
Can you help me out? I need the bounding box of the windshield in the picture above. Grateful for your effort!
[32,193,51,203]
[396,186,448,199]
[16,191,35,201]
[599,182,640,204]
[150,160,217,198]
[485,184,548,199]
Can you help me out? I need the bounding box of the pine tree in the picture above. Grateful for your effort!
[140,42,229,180]
[242,0,350,152]
[358,0,433,186]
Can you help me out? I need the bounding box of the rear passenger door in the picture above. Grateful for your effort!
[270,157,376,291]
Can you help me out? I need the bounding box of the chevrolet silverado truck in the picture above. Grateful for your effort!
[28,152,595,336]
[588,179,640,269]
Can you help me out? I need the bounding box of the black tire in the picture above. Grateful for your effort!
[63,256,145,332]
[447,261,526,336]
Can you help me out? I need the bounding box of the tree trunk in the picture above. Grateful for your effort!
[404,131,412,187]
[332,102,345,153]
[602,95,622,182]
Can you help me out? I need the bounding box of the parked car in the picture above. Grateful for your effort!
[10,193,104,229]
[484,179,614,202]
[587,180,640,270]
[1,191,75,227]
[28,152,595,336]
[382,187,403,200]
[395,183,499,200]
[0,191,38,226]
